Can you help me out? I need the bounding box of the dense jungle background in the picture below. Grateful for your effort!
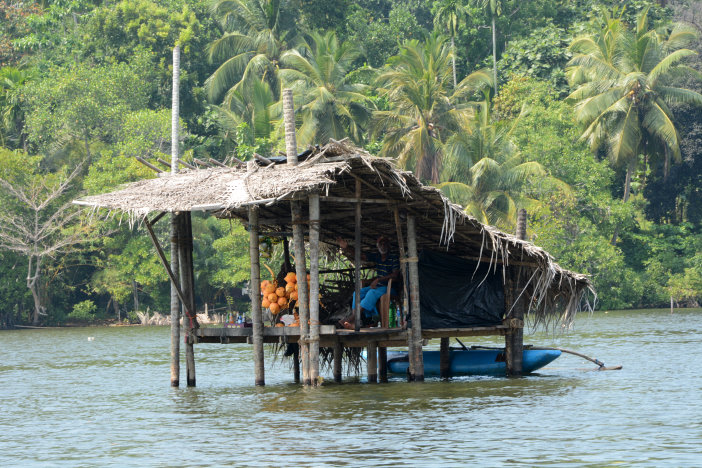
[0,0,700,327]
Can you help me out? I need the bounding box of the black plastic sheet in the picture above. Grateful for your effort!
[416,250,504,329]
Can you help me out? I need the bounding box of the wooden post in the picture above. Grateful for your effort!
[378,346,388,383]
[293,345,300,383]
[169,45,181,388]
[440,337,450,379]
[333,341,343,383]
[249,206,265,386]
[291,200,311,385]
[354,179,362,332]
[308,193,321,386]
[178,212,197,387]
[406,215,424,381]
[169,213,180,387]
[367,341,377,383]
[505,208,526,376]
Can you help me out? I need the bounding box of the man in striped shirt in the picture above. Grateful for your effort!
[337,235,400,329]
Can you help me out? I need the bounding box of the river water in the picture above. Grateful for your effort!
[1,308,701,467]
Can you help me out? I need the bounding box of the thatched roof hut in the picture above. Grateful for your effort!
[77,140,593,328]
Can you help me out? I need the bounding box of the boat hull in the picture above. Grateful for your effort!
[386,348,561,376]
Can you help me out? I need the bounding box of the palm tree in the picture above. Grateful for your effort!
[279,31,372,145]
[473,0,505,96]
[215,78,279,149]
[439,99,570,227]
[567,8,702,203]
[433,0,469,88]
[206,0,292,104]
[374,35,492,183]
[0,66,33,151]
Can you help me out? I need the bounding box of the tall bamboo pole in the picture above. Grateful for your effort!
[440,337,450,379]
[367,341,377,383]
[407,215,424,381]
[506,208,526,376]
[178,212,196,387]
[308,193,321,385]
[354,180,362,332]
[333,341,343,383]
[249,206,265,386]
[291,201,310,385]
[169,45,181,387]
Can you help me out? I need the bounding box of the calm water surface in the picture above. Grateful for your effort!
[2,308,701,467]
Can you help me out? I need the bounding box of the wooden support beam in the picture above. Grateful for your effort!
[354,180,362,332]
[168,213,180,388]
[293,345,300,383]
[177,159,195,170]
[193,158,212,167]
[505,208,527,376]
[291,200,311,385]
[308,193,321,386]
[367,341,378,383]
[136,156,162,173]
[333,341,343,383]
[393,207,409,329]
[178,212,197,387]
[378,347,388,383]
[208,158,227,168]
[440,337,450,379]
[249,206,265,386]
[406,215,424,381]
[143,216,189,316]
[321,196,394,204]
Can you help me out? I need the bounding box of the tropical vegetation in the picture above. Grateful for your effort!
[0,0,700,328]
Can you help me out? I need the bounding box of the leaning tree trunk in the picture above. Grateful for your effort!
[611,161,635,245]
[451,36,457,89]
[27,255,45,325]
[492,15,498,96]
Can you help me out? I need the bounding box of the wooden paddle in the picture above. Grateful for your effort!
[526,346,623,371]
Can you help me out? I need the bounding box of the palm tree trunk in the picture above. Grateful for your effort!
[492,15,498,96]
[611,162,635,245]
[451,36,457,89]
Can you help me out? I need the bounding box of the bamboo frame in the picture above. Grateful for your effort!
[249,206,265,386]
[309,193,321,385]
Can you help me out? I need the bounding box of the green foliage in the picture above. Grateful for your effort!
[497,25,572,96]
[67,299,97,322]
[23,57,156,157]
[280,31,373,145]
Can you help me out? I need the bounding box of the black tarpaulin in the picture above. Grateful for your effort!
[416,250,504,329]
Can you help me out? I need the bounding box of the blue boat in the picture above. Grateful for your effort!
[384,348,561,376]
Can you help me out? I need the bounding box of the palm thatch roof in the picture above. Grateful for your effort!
[75,140,594,327]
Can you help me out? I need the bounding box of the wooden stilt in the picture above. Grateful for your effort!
[170,45,181,388]
[308,193,321,386]
[354,180,362,332]
[367,341,378,383]
[178,212,197,387]
[333,341,343,383]
[506,208,526,376]
[440,337,450,379]
[293,345,300,383]
[393,207,414,380]
[291,200,311,385]
[248,206,265,386]
[406,215,424,381]
[169,213,180,387]
[378,346,388,383]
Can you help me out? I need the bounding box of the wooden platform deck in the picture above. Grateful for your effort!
[195,324,510,347]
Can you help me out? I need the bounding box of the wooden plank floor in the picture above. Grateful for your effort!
[195,324,509,346]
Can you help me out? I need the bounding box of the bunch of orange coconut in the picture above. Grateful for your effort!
[260,267,310,327]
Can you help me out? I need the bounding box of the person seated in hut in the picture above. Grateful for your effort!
[336,235,400,329]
